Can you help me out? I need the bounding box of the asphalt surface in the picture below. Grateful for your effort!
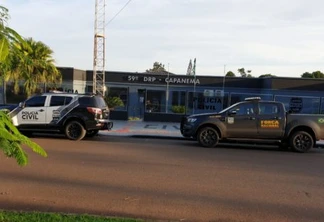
[1,135,324,222]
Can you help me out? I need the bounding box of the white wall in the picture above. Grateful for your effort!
[73,80,86,94]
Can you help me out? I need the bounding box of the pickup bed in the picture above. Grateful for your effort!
[180,98,324,153]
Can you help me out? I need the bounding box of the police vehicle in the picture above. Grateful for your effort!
[8,91,113,140]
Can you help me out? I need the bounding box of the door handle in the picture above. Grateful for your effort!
[273,116,282,120]
[249,117,255,120]
[38,109,44,112]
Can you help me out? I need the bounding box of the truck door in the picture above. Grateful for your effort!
[46,95,73,124]
[257,102,285,139]
[17,96,47,126]
[225,102,258,138]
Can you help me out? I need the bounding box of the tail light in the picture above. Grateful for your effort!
[87,107,102,115]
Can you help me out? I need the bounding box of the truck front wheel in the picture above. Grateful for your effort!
[289,131,314,153]
[197,127,219,148]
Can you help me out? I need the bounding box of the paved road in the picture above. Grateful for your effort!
[1,135,324,222]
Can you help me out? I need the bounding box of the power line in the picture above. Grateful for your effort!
[105,0,133,27]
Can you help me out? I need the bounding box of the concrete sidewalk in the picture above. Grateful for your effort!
[100,120,324,147]
[100,120,182,138]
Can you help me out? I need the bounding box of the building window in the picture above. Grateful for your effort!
[187,91,228,115]
[167,91,186,114]
[146,90,165,113]
[86,85,93,93]
[274,95,320,114]
[107,87,128,111]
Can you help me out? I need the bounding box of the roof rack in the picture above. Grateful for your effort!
[47,90,96,96]
[49,90,65,93]
[245,97,261,101]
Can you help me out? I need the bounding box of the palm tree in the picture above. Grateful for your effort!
[0,6,23,98]
[0,5,47,166]
[5,37,61,97]
[0,6,22,64]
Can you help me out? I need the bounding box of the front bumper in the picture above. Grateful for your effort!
[180,117,196,137]
[181,124,196,137]
[97,119,113,131]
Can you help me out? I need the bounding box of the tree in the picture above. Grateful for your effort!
[5,37,61,97]
[0,110,47,166]
[225,71,235,77]
[0,6,47,166]
[0,6,22,73]
[301,72,314,78]
[238,68,253,77]
[301,71,324,78]
[146,62,166,73]
[259,74,276,78]
[238,68,246,77]
[312,71,324,78]
[246,70,253,78]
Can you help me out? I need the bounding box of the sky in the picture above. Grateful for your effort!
[2,0,324,77]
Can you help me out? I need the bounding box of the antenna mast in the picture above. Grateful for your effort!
[93,0,106,96]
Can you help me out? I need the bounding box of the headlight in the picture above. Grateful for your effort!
[187,118,197,123]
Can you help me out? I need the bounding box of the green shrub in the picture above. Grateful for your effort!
[128,116,141,121]
[104,96,124,109]
[171,105,186,114]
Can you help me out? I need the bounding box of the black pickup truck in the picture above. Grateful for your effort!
[180,97,324,153]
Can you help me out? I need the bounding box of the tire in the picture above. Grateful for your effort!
[65,121,86,141]
[289,131,314,153]
[86,129,99,137]
[197,127,219,148]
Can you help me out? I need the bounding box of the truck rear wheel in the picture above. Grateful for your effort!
[197,127,219,148]
[65,121,86,141]
[289,131,314,153]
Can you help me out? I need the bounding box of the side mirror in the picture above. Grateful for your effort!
[229,110,237,116]
[19,102,24,108]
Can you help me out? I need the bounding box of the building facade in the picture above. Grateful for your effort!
[1,67,324,122]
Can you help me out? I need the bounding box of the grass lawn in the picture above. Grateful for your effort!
[0,211,142,222]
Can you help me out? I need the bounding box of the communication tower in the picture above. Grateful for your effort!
[93,0,106,96]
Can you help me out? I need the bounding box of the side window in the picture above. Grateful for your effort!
[50,96,65,106]
[25,96,46,107]
[65,96,72,105]
[259,103,279,115]
[50,96,73,106]
[78,97,96,106]
[230,103,255,115]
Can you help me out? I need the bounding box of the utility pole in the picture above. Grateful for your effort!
[166,63,170,113]
[93,0,106,96]
[222,64,226,109]
[192,58,196,114]
[222,64,226,93]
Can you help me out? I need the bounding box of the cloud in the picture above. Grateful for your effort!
[2,0,324,77]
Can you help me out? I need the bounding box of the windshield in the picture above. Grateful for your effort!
[78,96,108,108]
[218,102,242,114]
